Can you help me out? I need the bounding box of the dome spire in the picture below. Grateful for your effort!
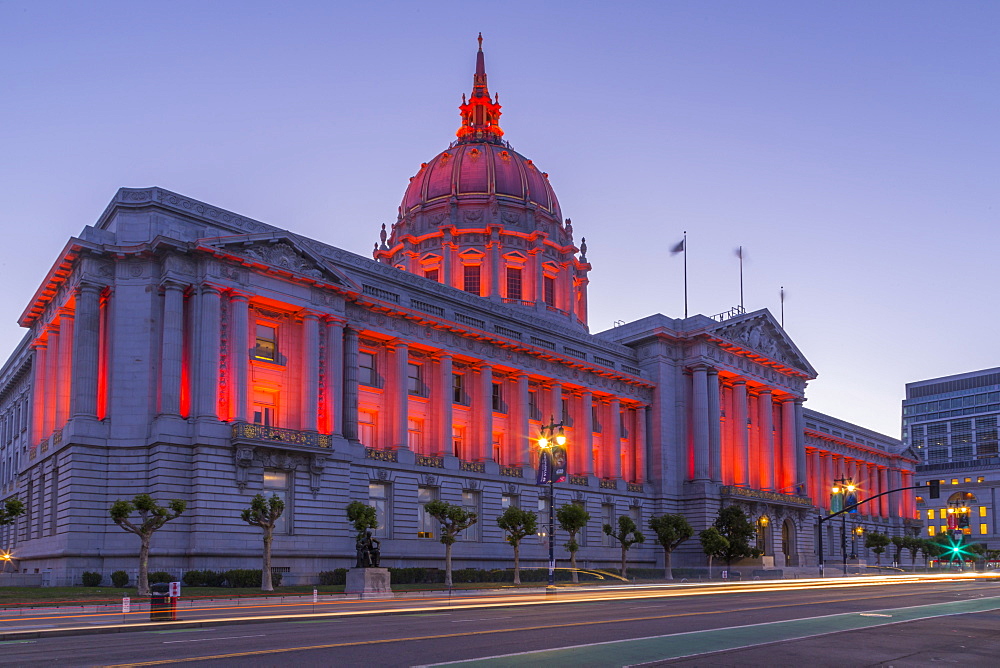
[457,34,504,143]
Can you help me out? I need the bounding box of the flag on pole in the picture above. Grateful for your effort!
[734,246,743,260]
[670,239,685,254]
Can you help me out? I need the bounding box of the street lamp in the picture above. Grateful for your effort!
[0,550,12,573]
[538,417,567,591]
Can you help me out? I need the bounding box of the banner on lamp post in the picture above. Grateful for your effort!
[536,446,567,485]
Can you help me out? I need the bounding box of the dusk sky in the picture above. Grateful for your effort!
[1,1,996,438]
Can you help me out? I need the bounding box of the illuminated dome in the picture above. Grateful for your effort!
[375,35,590,331]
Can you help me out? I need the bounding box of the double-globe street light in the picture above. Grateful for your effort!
[537,418,567,591]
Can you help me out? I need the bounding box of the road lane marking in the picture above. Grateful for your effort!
[451,617,511,622]
[419,596,1000,667]
[163,634,265,644]
[96,592,1000,668]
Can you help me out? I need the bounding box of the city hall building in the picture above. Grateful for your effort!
[0,40,918,584]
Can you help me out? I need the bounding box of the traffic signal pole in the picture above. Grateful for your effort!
[818,482,934,577]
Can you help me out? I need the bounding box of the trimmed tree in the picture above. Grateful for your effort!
[903,534,922,567]
[556,503,590,583]
[1,498,25,526]
[346,501,379,538]
[424,499,478,587]
[699,527,729,579]
[496,506,537,585]
[865,531,891,566]
[109,494,186,596]
[603,516,645,579]
[713,506,761,567]
[241,493,285,592]
[649,514,693,580]
[890,535,906,566]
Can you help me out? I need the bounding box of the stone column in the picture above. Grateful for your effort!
[608,397,622,479]
[160,283,186,416]
[547,382,563,423]
[70,282,102,420]
[634,405,647,483]
[324,318,345,436]
[392,342,409,450]
[44,326,59,435]
[56,312,73,428]
[434,353,453,457]
[888,468,901,518]
[477,363,493,461]
[489,234,501,298]
[532,249,545,304]
[733,380,748,486]
[878,467,889,518]
[781,399,797,491]
[343,327,359,441]
[690,366,710,481]
[196,285,222,420]
[228,294,249,422]
[758,389,774,490]
[707,369,721,482]
[794,399,807,495]
[302,312,320,432]
[515,373,530,466]
[31,339,48,444]
[579,389,594,475]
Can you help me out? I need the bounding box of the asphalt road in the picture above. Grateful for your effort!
[2,578,999,667]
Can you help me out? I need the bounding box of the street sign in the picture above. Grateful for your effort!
[122,597,130,614]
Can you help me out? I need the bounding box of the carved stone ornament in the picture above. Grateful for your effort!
[466,480,480,491]
[715,316,796,368]
[505,483,518,496]
[422,474,437,486]
[234,446,256,490]
[231,241,327,280]
[376,469,389,481]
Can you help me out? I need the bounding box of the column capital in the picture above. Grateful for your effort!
[731,378,747,387]
[198,282,224,296]
[430,350,453,362]
[322,315,347,326]
[228,290,251,303]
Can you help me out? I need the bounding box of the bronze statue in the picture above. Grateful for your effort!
[355,530,381,568]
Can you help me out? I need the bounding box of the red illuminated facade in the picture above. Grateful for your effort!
[0,38,918,583]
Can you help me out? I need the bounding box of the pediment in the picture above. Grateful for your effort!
[199,233,360,292]
[709,311,817,378]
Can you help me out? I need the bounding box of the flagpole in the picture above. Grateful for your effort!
[683,231,688,319]
[780,286,785,329]
[738,245,744,311]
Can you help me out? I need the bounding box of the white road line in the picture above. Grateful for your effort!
[163,634,265,644]
[451,617,512,622]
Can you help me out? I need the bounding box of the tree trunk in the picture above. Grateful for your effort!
[513,544,520,585]
[664,548,673,580]
[138,533,151,597]
[570,536,579,584]
[261,529,273,592]
[621,546,628,580]
[445,543,453,587]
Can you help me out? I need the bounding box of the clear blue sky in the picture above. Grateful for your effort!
[1,1,997,437]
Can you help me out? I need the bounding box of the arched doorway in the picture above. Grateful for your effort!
[756,516,770,555]
[782,519,796,564]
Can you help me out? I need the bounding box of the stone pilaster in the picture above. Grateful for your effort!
[343,327,359,441]
[229,293,249,422]
[707,369,721,482]
[70,282,102,420]
[302,311,320,432]
[733,379,748,486]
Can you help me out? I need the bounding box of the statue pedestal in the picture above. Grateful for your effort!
[345,568,393,598]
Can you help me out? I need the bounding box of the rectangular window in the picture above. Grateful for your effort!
[562,398,573,427]
[424,268,439,282]
[528,390,540,421]
[506,267,523,301]
[492,382,505,413]
[369,482,391,538]
[254,324,278,361]
[630,506,641,527]
[978,476,986,483]
[965,477,972,483]
[461,490,480,541]
[452,425,465,459]
[601,503,614,546]
[980,506,988,517]
[407,418,423,452]
[453,373,465,404]
[981,523,989,535]
[592,404,602,433]
[252,404,275,426]
[493,434,503,464]
[928,525,936,536]
[463,265,481,295]
[952,479,959,485]
[502,494,519,510]
[359,352,378,387]
[263,469,289,534]
[543,276,555,306]
[620,411,629,437]
[407,363,424,396]
[359,410,377,447]
[417,486,438,538]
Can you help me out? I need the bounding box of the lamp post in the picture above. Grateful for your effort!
[538,417,566,591]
